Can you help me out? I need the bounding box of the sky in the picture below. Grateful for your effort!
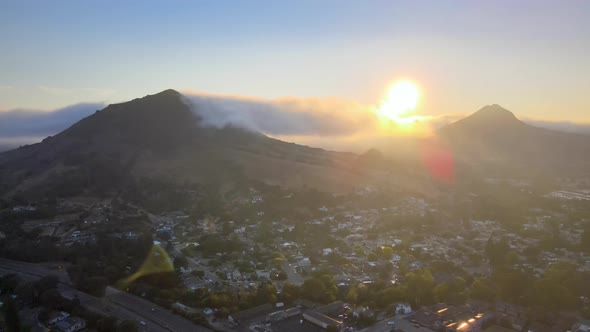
[0,0,589,148]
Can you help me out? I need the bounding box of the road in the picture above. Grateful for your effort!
[0,258,211,332]
[185,256,220,285]
[281,262,304,286]
[172,246,220,285]
[107,287,211,332]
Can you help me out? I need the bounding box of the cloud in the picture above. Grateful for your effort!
[1,89,587,155]
[0,103,104,149]
[182,91,379,137]
[524,119,590,135]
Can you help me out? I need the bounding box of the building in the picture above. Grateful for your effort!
[54,317,86,332]
[298,258,311,267]
[172,302,197,315]
[46,311,69,325]
[256,270,271,279]
[303,310,342,329]
[396,303,412,314]
[571,321,590,332]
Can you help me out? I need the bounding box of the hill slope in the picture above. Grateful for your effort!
[0,90,403,199]
[439,104,590,175]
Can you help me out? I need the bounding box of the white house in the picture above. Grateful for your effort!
[396,303,412,314]
[54,317,85,332]
[47,311,69,325]
[298,257,311,267]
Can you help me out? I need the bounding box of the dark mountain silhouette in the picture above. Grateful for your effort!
[2,95,586,200]
[0,90,396,199]
[439,104,590,175]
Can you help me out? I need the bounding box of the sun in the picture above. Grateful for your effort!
[376,81,420,124]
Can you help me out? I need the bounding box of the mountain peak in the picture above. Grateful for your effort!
[471,104,518,122]
[439,104,526,139]
[444,104,524,131]
[59,88,197,150]
[150,89,181,98]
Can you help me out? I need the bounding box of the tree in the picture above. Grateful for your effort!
[581,228,590,253]
[382,246,394,260]
[97,317,118,332]
[3,298,20,332]
[282,283,300,304]
[117,320,139,332]
[377,287,405,308]
[271,257,285,268]
[301,272,337,304]
[355,246,365,256]
[404,268,435,306]
[39,289,63,310]
[433,282,450,303]
[255,283,278,305]
[470,277,495,302]
[302,278,326,303]
[174,255,188,271]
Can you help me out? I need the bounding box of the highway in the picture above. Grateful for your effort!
[0,258,211,332]
[107,287,211,332]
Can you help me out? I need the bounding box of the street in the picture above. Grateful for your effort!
[281,262,304,286]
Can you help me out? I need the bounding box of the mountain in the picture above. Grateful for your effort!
[0,90,404,199]
[439,104,590,175]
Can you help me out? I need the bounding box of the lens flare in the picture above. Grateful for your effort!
[118,244,175,288]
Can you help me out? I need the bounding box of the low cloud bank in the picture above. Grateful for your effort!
[1,90,588,154]
[0,103,104,150]
[524,119,590,135]
[182,92,379,137]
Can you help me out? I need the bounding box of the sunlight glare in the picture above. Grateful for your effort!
[377,81,420,124]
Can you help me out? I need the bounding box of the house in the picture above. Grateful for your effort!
[256,270,271,279]
[172,302,197,315]
[572,321,590,332]
[54,317,86,332]
[266,307,301,323]
[322,248,333,256]
[203,308,215,316]
[396,303,412,315]
[298,258,311,267]
[47,311,69,325]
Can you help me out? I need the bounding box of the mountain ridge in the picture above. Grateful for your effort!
[438,104,590,175]
[0,90,399,199]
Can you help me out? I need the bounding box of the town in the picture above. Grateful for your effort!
[0,175,589,332]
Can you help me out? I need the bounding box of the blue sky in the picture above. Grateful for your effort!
[1,0,589,122]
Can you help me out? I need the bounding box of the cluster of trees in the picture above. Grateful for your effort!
[300,270,338,303]
[196,234,245,257]
[66,233,153,296]
[493,262,587,311]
